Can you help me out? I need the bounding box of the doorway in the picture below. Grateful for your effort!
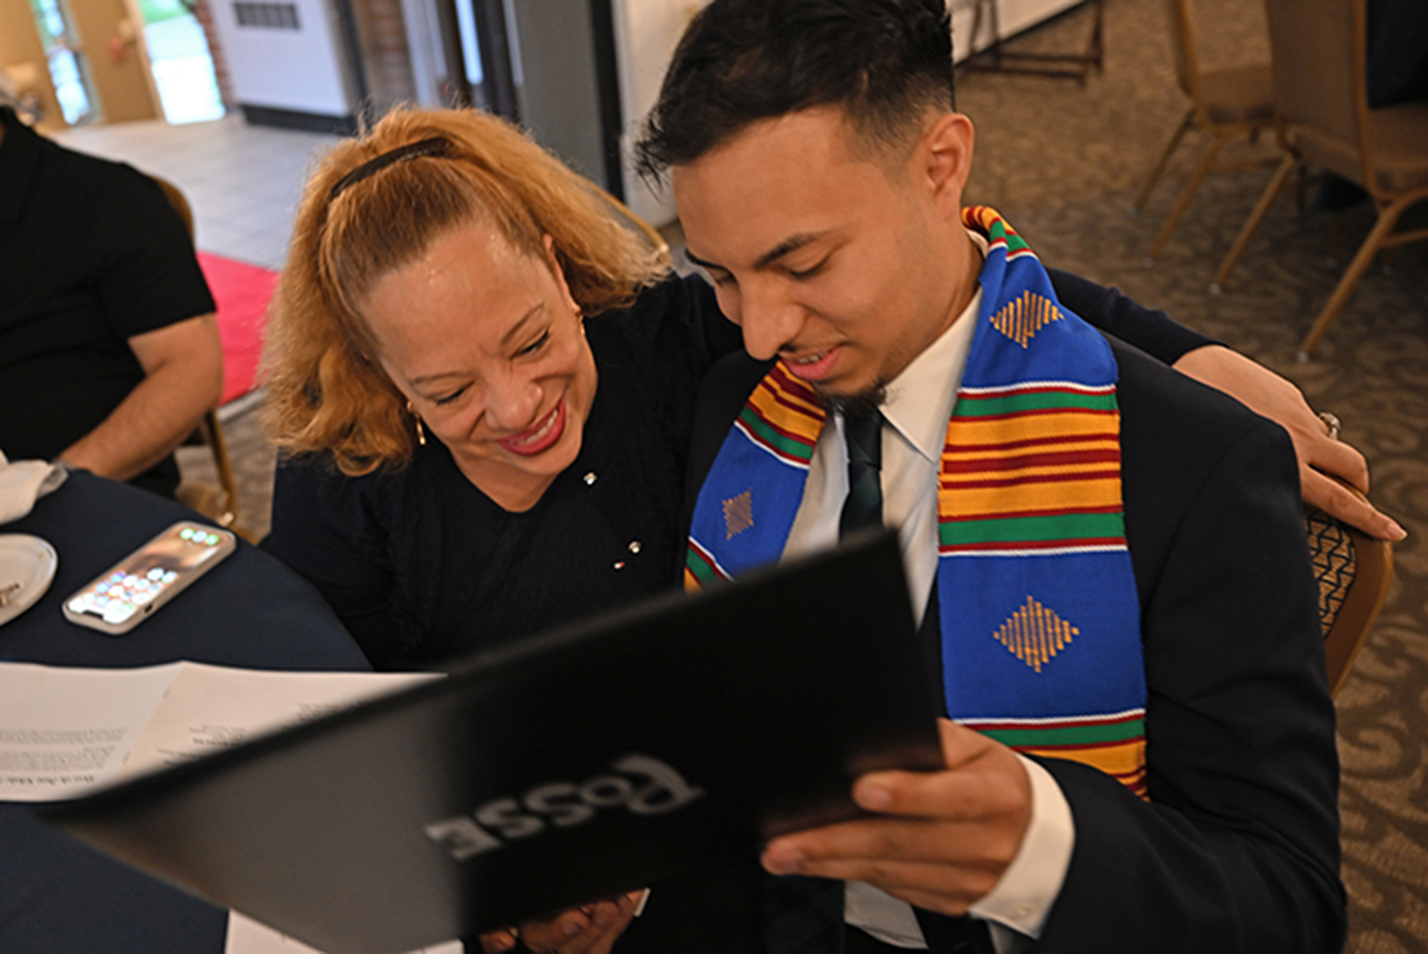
[26,0,95,125]
[22,0,222,127]
[135,0,223,123]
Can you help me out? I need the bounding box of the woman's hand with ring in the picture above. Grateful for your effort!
[1173,345,1406,541]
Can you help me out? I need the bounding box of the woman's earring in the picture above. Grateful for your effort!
[406,400,427,447]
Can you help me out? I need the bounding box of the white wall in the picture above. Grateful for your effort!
[209,0,356,116]
[610,0,702,227]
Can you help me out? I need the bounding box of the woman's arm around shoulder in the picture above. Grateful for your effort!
[1048,268,1405,541]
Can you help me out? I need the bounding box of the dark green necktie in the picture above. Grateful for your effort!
[761,409,884,954]
[839,410,884,538]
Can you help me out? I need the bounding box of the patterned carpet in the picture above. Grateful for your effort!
[196,0,1428,948]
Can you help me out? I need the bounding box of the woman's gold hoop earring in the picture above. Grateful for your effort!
[406,400,427,447]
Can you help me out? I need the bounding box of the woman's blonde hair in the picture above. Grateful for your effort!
[262,106,669,476]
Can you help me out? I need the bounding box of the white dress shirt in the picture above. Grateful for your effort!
[780,232,1075,951]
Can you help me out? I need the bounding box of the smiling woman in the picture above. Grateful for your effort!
[260,106,742,676]
[362,225,597,512]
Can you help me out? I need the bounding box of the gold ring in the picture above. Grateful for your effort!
[1318,411,1341,440]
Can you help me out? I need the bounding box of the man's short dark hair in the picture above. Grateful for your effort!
[635,0,955,179]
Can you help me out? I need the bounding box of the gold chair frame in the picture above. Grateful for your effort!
[149,175,244,536]
[1133,0,1278,262]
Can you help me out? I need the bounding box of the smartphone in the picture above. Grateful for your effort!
[62,521,237,635]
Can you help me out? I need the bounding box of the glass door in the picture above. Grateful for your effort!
[135,0,224,123]
[28,0,95,125]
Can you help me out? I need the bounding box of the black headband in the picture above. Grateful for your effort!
[329,136,452,199]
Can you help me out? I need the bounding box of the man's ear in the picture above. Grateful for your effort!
[919,112,975,216]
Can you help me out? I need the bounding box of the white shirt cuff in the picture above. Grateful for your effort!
[967,754,1075,941]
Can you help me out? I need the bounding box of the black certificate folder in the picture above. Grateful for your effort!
[41,530,942,954]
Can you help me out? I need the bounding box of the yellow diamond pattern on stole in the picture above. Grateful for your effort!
[995,596,1079,673]
[724,489,754,540]
[992,291,1063,347]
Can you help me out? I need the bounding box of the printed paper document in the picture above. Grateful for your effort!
[0,661,439,801]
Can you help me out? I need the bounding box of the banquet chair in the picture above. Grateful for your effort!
[1211,0,1428,357]
[1307,482,1394,696]
[148,174,246,538]
[1132,0,1277,262]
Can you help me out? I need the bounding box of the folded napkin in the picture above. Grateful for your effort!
[0,450,67,525]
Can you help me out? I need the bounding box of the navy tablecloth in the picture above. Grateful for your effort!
[1,471,369,953]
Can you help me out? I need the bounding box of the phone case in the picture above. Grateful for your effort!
[62,522,238,635]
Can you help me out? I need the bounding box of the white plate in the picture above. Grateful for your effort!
[0,533,58,627]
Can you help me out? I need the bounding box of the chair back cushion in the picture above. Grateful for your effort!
[1293,103,1428,193]
[1264,0,1362,145]
[1306,499,1394,696]
[1307,509,1356,637]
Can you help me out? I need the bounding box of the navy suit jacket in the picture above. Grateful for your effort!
[654,275,1345,953]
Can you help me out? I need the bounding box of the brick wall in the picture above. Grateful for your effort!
[191,0,237,106]
[351,0,416,114]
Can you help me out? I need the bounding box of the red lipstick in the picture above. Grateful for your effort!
[497,399,566,456]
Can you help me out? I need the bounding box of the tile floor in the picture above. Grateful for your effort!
[52,113,340,270]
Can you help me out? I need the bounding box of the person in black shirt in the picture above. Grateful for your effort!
[0,106,222,498]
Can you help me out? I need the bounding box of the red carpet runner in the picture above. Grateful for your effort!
[197,252,280,405]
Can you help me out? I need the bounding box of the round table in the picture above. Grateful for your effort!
[0,471,369,953]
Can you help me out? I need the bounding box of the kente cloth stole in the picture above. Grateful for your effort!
[686,206,1148,797]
